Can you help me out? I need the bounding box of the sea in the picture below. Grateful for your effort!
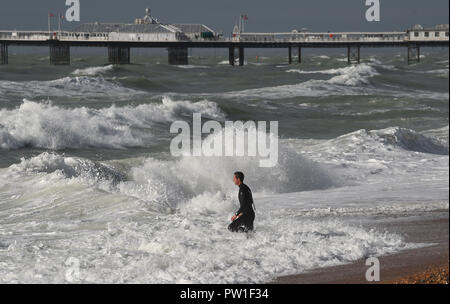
[0,48,448,283]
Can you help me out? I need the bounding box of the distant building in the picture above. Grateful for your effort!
[135,8,159,25]
[70,8,217,42]
[408,24,449,41]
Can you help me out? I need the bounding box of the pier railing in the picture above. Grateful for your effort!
[1,29,448,66]
[2,30,448,43]
[235,32,408,43]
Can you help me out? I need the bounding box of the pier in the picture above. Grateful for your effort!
[0,10,448,66]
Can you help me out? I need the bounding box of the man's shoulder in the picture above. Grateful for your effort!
[240,184,252,193]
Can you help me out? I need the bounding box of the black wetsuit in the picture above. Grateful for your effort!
[228,183,255,233]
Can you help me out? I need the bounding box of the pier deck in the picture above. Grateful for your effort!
[0,29,448,65]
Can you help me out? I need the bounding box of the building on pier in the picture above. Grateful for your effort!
[70,8,218,42]
[408,24,449,41]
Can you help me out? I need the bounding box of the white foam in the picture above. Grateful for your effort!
[176,65,209,69]
[314,55,330,59]
[327,64,379,86]
[0,156,422,283]
[218,62,448,100]
[300,127,449,161]
[425,69,449,76]
[0,97,225,150]
[71,65,115,76]
[0,205,418,283]
[421,125,449,146]
[9,152,125,184]
[115,127,338,211]
[0,124,447,283]
[223,64,378,99]
[0,76,143,98]
[218,60,247,66]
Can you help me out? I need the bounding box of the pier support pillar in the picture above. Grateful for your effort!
[49,43,70,65]
[407,45,420,64]
[238,46,244,66]
[229,47,235,66]
[0,43,7,65]
[288,46,292,64]
[108,46,131,64]
[347,45,360,64]
[298,46,302,64]
[168,47,188,65]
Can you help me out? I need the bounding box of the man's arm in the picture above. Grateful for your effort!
[232,188,248,221]
[236,187,252,216]
[231,213,243,222]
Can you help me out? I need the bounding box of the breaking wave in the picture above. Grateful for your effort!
[3,125,338,213]
[71,65,115,76]
[0,76,143,98]
[286,63,379,85]
[223,64,379,99]
[220,62,447,100]
[0,125,445,283]
[0,97,225,150]
[373,127,449,155]
[310,127,449,157]
[9,152,126,185]
[122,149,337,210]
[0,149,424,283]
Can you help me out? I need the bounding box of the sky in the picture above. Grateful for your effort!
[0,0,449,34]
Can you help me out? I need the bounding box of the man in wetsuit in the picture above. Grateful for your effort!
[228,172,255,233]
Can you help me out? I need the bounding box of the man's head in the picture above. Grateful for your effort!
[233,171,244,186]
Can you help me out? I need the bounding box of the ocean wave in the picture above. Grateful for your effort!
[284,201,449,218]
[373,127,449,155]
[3,144,410,278]
[0,202,415,283]
[9,152,126,185]
[111,217,412,283]
[116,126,338,211]
[176,65,209,69]
[327,64,379,86]
[3,125,338,212]
[124,150,337,210]
[425,69,449,77]
[0,151,433,283]
[0,128,443,283]
[421,125,449,146]
[0,76,143,98]
[314,127,449,157]
[220,62,447,100]
[218,60,247,66]
[223,63,378,99]
[71,65,115,76]
[224,64,380,99]
[0,97,225,150]
[314,55,330,59]
[287,63,378,79]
